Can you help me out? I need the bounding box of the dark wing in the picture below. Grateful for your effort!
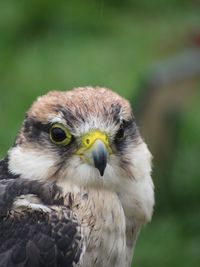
[0,207,83,267]
[0,179,84,267]
[0,178,62,216]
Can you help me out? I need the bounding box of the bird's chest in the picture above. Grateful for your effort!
[63,186,127,267]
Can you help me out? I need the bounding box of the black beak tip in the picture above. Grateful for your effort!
[99,168,105,177]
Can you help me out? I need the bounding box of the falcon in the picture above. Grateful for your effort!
[0,87,154,267]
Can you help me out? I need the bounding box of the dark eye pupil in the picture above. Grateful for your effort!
[116,127,125,140]
[51,127,66,142]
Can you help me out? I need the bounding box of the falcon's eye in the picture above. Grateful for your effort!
[115,124,125,141]
[50,124,72,145]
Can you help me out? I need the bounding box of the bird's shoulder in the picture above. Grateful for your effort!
[0,179,85,267]
[0,206,83,267]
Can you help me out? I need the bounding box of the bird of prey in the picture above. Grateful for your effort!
[0,87,154,267]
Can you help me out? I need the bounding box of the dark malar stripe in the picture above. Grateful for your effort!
[0,157,19,180]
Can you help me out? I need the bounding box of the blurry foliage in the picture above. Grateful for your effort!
[138,92,200,266]
[171,93,200,206]
[0,1,200,267]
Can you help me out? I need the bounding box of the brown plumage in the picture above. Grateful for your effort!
[28,87,132,123]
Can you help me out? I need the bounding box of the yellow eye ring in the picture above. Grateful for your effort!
[50,123,72,145]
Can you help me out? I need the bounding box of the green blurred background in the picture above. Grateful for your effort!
[0,0,200,266]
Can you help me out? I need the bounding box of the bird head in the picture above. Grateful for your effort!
[8,87,152,192]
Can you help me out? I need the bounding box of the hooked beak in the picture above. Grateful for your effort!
[92,140,108,176]
[76,131,112,176]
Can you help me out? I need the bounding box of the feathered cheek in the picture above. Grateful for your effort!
[108,155,134,180]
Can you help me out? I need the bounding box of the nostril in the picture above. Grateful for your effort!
[86,139,90,144]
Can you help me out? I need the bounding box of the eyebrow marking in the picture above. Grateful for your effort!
[49,116,66,125]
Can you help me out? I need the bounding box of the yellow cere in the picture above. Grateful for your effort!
[77,131,112,155]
